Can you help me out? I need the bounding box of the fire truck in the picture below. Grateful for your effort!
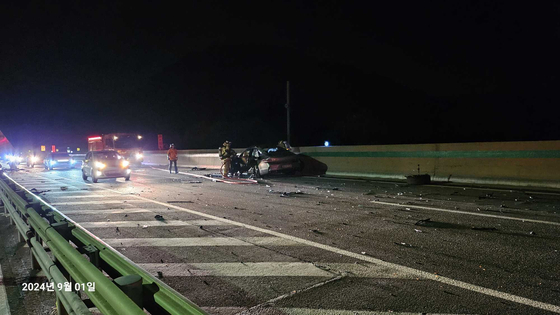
[87,133,144,163]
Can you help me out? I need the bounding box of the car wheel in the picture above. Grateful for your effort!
[124,175,130,181]
[92,176,98,183]
[44,164,48,170]
[49,166,53,170]
[82,170,88,180]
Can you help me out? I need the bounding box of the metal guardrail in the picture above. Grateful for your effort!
[0,172,207,315]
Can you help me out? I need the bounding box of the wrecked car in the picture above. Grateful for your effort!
[230,146,328,177]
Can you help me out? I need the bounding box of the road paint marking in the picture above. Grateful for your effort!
[370,200,560,226]
[280,309,471,315]
[36,190,96,194]
[61,209,154,215]
[49,194,124,199]
[51,200,144,206]
[105,237,302,247]
[0,264,11,315]
[137,262,336,277]
[153,167,258,185]
[78,219,230,228]
[27,174,560,313]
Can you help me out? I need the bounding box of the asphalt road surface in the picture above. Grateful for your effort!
[1,164,559,315]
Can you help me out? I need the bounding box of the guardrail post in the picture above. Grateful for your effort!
[31,249,41,270]
[114,274,144,308]
[56,297,69,315]
[83,245,100,268]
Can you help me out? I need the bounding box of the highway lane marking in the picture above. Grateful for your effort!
[42,190,101,194]
[137,262,420,278]
[105,237,302,247]
[29,174,560,313]
[138,262,336,277]
[280,309,472,315]
[370,200,560,226]
[48,194,125,199]
[61,209,154,215]
[0,264,11,315]
[78,220,231,228]
[50,200,145,206]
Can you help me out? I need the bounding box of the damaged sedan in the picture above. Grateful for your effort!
[230,146,328,177]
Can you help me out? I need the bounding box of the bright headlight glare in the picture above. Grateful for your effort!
[31,156,39,162]
[121,160,130,168]
[16,157,22,162]
[135,153,143,159]
[94,161,106,169]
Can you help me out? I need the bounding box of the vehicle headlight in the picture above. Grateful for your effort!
[94,162,106,169]
[121,160,130,168]
[7,155,14,162]
[135,153,143,160]
[70,159,76,164]
[16,157,23,162]
[31,156,39,163]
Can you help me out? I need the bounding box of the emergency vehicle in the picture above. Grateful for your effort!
[87,133,144,163]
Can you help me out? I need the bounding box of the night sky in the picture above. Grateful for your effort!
[2,1,560,151]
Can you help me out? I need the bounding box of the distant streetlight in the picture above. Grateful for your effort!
[324,141,330,147]
[137,135,142,140]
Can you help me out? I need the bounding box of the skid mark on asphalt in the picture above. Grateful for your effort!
[78,219,229,228]
[104,237,303,247]
[22,173,560,313]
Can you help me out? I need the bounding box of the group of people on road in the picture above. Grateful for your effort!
[167,140,291,178]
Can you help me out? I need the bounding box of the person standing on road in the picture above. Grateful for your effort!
[219,141,235,177]
[167,144,178,174]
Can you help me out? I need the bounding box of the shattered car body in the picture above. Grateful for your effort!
[231,146,328,177]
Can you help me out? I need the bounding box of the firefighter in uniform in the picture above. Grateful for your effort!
[219,141,235,177]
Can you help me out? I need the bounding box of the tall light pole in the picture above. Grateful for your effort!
[285,81,290,144]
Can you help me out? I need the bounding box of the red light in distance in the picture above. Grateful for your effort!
[88,136,102,141]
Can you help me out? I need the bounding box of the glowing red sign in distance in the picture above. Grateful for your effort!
[88,136,102,141]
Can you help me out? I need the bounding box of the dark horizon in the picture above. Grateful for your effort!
[2,1,560,151]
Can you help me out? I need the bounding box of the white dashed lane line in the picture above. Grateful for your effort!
[104,237,302,247]
[27,173,560,313]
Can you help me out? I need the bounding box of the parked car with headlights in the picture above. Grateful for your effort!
[44,153,77,170]
[82,150,131,183]
[27,152,47,168]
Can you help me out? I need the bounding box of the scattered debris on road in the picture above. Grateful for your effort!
[529,231,536,235]
[191,167,207,171]
[415,218,431,226]
[395,242,413,247]
[157,271,163,278]
[154,215,164,221]
[60,186,68,191]
[142,225,148,229]
[167,200,194,204]
[310,229,324,235]
[414,229,423,233]
[189,181,202,184]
